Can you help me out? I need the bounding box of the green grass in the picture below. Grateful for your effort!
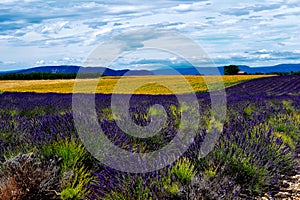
[41,138,87,173]
[162,176,179,196]
[40,138,92,199]
[171,157,197,185]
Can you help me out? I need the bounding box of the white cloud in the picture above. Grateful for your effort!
[1,0,41,4]
[258,54,271,59]
[172,4,194,12]
[220,19,239,25]
[40,21,69,34]
[4,61,16,64]
[107,5,151,14]
[73,2,100,9]
[170,1,210,12]
[0,0,16,3]
[93,27,112,37]
[0,35,15,39]
[0,0,299,69]
[169,56,178,61]
[36,59,45,65]
[21,31,44,42]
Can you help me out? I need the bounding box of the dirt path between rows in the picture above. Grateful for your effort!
[259,154,300,200]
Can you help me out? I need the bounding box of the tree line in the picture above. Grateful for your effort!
[224,65,300,75]
[0,72,103,80]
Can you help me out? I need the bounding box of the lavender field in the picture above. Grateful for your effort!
[0,75,300,199]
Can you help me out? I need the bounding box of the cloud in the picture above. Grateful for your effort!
[169,1,211,13]
[36,59,45,65]
[0,0,299,69]
[113,29,164,51]
[223,9,250,16]
[73,2,102,9]
[222,3,282,16]
[106,5,151,15]
[113,56,193,70]
[252,4,282,12]
[0,0,40,3]
[83,21,108,29]
[248,49,300,60]
[4,61,16,65]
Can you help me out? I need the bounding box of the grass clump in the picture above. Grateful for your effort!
[171,157,197,185]
[275,132,294,149]
[104,192,128,200]
[162,175,179,196]
[268,112,300,150]
[226,157,267,193]
[243,106,252,117]
[41,138,87,174]
[41,138,92,199]
[60,166,92,199]
[282,100,294,114]
[61,187,82,200]
[203,169,217,179]
[103,176,151,200]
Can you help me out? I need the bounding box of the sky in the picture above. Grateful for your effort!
[0,0,300,71]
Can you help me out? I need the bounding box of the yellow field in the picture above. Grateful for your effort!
[0,75,272,94]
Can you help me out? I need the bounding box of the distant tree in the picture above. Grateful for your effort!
[224,65,240,75]
[0,72,103,80]
[291,71,300,75]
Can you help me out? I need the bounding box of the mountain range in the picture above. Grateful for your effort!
[0,64,299,76]
[0,66,153,76]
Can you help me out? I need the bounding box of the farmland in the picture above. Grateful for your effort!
[0,75,300,199]
[0,75,271,94]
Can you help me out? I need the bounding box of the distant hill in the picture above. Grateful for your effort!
[153,67,221,75]
[0,63,299,76]
[0,66,153,76]
[237,64,300,74]
[153,64,300,75]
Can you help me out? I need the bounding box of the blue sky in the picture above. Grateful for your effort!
[0,0,300,71]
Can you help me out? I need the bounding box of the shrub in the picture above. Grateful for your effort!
[226,156,268,193]
[270,113,300,144]
[176,166,241,199]
[0,153,61,200]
